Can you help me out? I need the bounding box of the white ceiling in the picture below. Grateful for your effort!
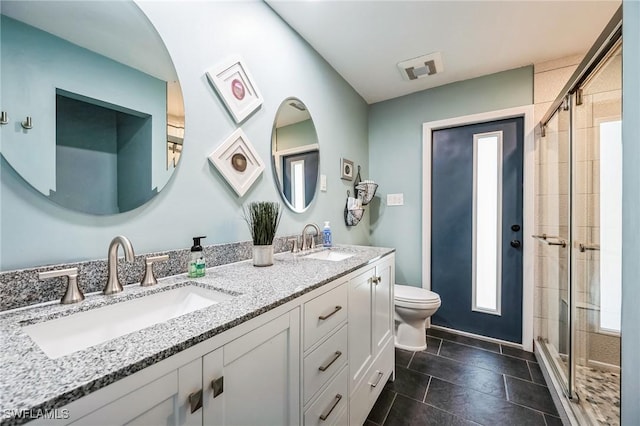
[267,0,621,104]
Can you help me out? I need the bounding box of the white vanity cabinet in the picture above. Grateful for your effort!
[202,309,300,426]
[33,253,395,426]
[53,309,300,426]
[302,279,350,426]
[348,255,395,426]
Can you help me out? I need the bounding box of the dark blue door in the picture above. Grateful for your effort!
[431,117,523,343]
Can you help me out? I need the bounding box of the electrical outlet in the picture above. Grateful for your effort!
[387,193,404,206]
[320,175,327,192]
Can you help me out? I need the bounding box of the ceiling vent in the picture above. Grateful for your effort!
[397,52,443,81]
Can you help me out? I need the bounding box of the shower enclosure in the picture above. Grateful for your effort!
[534,11,621,425]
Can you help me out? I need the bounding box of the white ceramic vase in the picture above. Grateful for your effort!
[253,244,274,267]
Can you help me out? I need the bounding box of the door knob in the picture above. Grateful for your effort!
[510,240,521,248]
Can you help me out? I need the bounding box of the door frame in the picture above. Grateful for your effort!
[422,105,535,351]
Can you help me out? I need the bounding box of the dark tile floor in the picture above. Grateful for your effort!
[366,329,562,426]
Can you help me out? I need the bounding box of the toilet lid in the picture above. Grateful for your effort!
[395,285,440,303]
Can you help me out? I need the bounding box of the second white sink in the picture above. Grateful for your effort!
[22,285,235,359]
[305,250,354,262]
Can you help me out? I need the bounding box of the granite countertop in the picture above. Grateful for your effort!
[0,245,393,425]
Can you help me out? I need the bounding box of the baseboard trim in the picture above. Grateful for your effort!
[429,325,524,350]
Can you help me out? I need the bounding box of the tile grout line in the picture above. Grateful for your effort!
[437,338,442,356]
[428,350,533,384]
[421,400,482,425]
[430,332,501,354]
[422,375,433,403]
[380,391,397,426]
[526,360,535,384]
[434,333,535,361]
[408,350,416,368]
[506,399,558,419]
[426,375,557,421]
[504,374,510,401]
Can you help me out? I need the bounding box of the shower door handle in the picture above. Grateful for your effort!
[510,240,521,248]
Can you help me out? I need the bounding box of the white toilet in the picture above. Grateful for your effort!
[394,285,441,351]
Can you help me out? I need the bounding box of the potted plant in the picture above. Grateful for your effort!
[243,201,282,266]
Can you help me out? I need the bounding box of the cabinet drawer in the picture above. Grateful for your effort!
[304,282,347,350]
[304,365,348,426]
[304,324,348,404]
[349,341,394,426]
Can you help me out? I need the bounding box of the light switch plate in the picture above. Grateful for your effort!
[320,174,327,192]
[387,193,404,206]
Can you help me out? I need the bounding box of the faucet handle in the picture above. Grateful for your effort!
[141,255,169,287]
[288,237,300,254]
[39,267,84,304]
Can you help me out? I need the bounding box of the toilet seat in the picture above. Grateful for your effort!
[394,285,441,309]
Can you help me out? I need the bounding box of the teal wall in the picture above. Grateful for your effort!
[368,67,533,286]
[53,96,120,214]
[0,1,370,270]
[276,119,318,151]
[0,16,166,197]
[621,1,640,422]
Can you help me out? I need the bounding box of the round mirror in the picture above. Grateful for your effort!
[0,1,184,215]
[271,98,320,213]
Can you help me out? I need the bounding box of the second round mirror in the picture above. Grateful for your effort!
[271,98,319,213]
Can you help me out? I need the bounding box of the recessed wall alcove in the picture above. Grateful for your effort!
[52,90,156,215]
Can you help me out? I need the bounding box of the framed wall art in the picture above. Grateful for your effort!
[341,158,354,180]
[208,128,264,197]
[206,55,263,123]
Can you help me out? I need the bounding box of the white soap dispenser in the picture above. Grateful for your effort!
[322,222,332,248]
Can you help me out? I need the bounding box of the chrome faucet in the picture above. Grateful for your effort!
[301,223,321,251]
[104,235,135,295]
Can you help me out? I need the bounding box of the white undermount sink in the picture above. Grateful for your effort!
[22,285,235,359]
[304,250,354,262]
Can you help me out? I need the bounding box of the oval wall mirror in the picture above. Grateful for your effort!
[271,98,320,213]
[0,1,184,215]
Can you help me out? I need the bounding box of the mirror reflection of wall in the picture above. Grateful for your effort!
[271,98,320,213]
[0,1,184,215]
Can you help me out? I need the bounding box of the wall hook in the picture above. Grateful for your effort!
[21,116,33,130]
[0,111,8,125]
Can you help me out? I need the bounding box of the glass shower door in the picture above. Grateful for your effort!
[571,41,621,425]
[535,101,571,394]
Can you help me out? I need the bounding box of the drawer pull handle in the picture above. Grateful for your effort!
[318,305,342,321]
[319,394,342,421]
[188,389,203,413]
[369,371,384,388]
[318,351,342,372]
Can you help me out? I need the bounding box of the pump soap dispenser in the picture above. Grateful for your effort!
[188,236,206,278]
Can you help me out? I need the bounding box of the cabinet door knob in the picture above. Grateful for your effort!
[372,276,382,285]
[188,390,203,413]
[319,394,342,421]
[211,376,224,398]
[318,351,342,372]
[318,305,342,321]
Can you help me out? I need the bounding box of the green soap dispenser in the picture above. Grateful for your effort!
[188,236,206,278]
